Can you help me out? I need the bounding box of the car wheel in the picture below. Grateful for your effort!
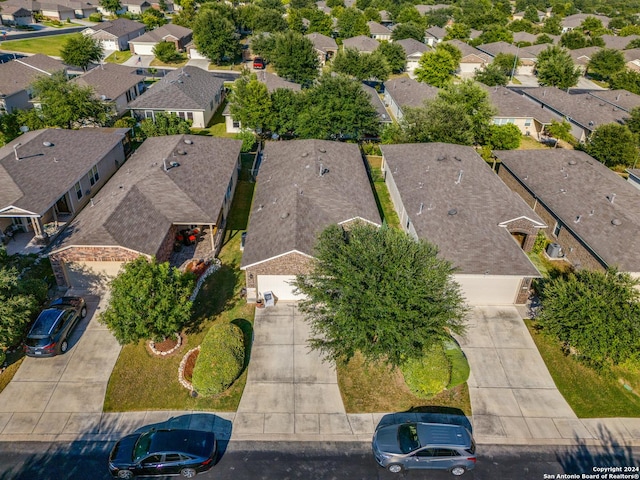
[180,468,197,478]
[451,466,467,476]
[60,339,68,353]
[117,471,134,479]
[80,306,87,318]
[387,464,404,474]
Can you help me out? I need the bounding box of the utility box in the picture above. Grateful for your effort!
[546,243,563,258]
[263,291,275,307]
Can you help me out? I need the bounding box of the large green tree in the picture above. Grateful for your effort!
[474,62,509,86]
[229,72,272,132]
[141,8,167,29]
[294,224,467,368]
[585,123,638,168]
[537,268,640,369]
[60,34,104,71]
[336,7,368,39]
[414,47,457,87]
[27,71,111,129]
[377,41,406,74]
[586,48,625,81]
[609,70,640,95]
[270,31,319,85]
[99,0,122,15]
[391,21,425,42]
[332,48,390,81]
[193,11,241,64]
[535,46,581,90]
[153,41,181,63]
[400,100,475,144]
[100,257,195,345]
[438,80,496,144]
[295,74,379,140]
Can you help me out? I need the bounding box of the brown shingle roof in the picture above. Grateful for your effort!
[129,23,191,44]
[87,18,145,37]
[305,32,338,53]
[395,38,429,56]
[51,135,242,256]
[0,128,127,216]
[342,35,379,53]
[74,63,145,101]
[367,21,391,35]
[381,143,542,276]
[0,55,64,96]
[586,89,640,113]
[495,149,640,272]
[240,140,381,268]
[444,39,492,63]
[384,77,438,109]
[483,85,561,124]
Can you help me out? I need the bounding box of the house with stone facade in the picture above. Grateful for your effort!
[306,32,338,65]
[48,135,242,289]
[0,128,130,245]
[495,149,640,278]
[240,140,381,303]
[381,143,545,305]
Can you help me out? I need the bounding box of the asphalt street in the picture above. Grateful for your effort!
[0,441,638,480]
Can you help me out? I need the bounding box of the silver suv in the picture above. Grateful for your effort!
[372,422,476,476]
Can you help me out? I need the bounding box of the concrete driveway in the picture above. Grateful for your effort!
[235,302,348,438]
[458,306,594,444]
[0,292,121,436]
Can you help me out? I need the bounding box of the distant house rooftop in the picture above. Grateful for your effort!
[384,77,439,109]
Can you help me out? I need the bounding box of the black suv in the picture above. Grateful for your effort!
[24,296,87,357]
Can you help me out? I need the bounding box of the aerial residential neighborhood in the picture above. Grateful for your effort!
[0,0,640,477]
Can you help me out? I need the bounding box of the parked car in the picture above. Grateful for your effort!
[24,296,87,357]
[372,422,476,476]
[253,57,265,69]
[109,429,218,479]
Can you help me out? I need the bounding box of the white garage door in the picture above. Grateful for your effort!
[101,39,117,50]
[454,275,522,306]
[64,261,124,290]
[257,275,304,301]
[131,44,156,56]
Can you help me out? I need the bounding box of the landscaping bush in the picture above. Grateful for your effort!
[89,13,102,22]
[531,230,548,255]
[401,343,451,398]
[444,339,469,388]
[192,322,245,396]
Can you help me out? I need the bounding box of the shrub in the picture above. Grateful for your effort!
[361,142,381,156]
[444,339,469,387]
[531,230,548,255]
[192,323,245,396]
[89,13,102,22]
[401,342,451,398]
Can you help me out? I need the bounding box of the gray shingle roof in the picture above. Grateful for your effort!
[362,83,390,122]
[74,63,145,101]
[240,140,381,268]
[415,4,449,15]
[129,23,191,44]
[342,35,379,53]
[51,135,242,256]
[86,18,145,37]
[495,149,640,272]
[586,89,640,113]
[425,26,447,39]
[380,143,542,276]
[305,32,338,53]
[16,54,66,73]
[513,32,538,43]
[0,128,128,216]
[395,38,429,56]
[520,87,629,130]
[568,46,601,65]
[600,34,638,50]
[367,21,391,35]
[476,41,538,62]
[254,71,301,93]
[444,39,492,63]
[384,77,438,109]
[623,48,640,62]
[562,13,610,29]
[128,66,224,111]
[0,55,64,96]
[483,85,561,124]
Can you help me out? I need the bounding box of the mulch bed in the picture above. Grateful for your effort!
[146,333,185,357]
[183,349,199,382]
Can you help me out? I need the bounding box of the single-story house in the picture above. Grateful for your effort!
[561,13,610,33]
[381,143,545,305]
[73,63,146,117]
[513,31,539,45]
[128,66,225,128]
[342,35,379,54]
[379,10,393,27]
[0,54,66,113]
[383,76,438,120]
[496,149,640,278]
[306,32,338,65]
[1,5,34,25]
[600,34,639,50]
[83,18,146,51]
[476,41,537,75]
[512,9,547,23]
[586,89,640,113]
[415,4,450,15]
[568,46,601,73]
[48,135,242,289]
[623,48,640,72]
[240,139,381,302]
[368,21,392,41]
[128,24,192,56]
[39,2,75,20]
[483,85,563,139]
[0,128,130,242]
[121,0,152,14]
[517,87,629,142]
[395,38,429,75]
[445,39,492,76]
[424,26,446,46]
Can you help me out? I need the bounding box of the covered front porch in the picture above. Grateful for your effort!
[1,214,71,255]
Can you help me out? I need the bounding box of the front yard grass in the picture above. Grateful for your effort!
[0,33,77,56]
[525,320,640,418]
[518,135,551,150]
[150,56,188,68]
[105,50,132,64]
[103,157,256,412]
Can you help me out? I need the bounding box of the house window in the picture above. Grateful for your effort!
[553,222,561,237]
[74,182,83,200]
[232,120,240,128]
[144,110,154,119]
[225,178,233,203]
[186,112,193,121]
[88,165,100,186]
[524,119,532,126]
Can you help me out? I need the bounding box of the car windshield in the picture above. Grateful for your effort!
[133,431,154,461]
[398,423,421,454]
[29,310,63,337]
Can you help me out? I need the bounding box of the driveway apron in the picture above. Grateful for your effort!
[0,292,121,436]
[235,302,347,437]
[457,306,595,443]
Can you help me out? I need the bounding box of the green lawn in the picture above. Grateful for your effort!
[103,157,256,412]
[525,320,640,418]
[0,33,77,56]
[191,100,236,138]
[518,135,551,150]
[150,56,188,68]
[105,50,132,64]
[366,155,401,229]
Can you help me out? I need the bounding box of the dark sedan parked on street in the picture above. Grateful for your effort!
[24,296,87,357]
[109,429,218,479]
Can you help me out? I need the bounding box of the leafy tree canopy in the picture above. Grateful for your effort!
[270,31,319,85]
[193,11,240,64]
[414,47,457,87]
[485,123,522,149]
[537,268,640,369]
[535,45,581,90]
[587,48,625,81]
[545,119,573,146]
[99,0,122,14]
[60,34,103,71]
[474,62,509,86]
[336,7,369,39]
[153,41,182,63]
[445,23,471,40]
[391,21,426,42]
[139,112,192,137]
[293,223,467,368]
[229,71,272,131]
[560,30,589,49]
[141,8,167,29]
[609,70,640,95]
[377,40,406,74]
[438,79,496,144]
[332,48,390,82]
[584,123,638,168]
[100,257,195,345]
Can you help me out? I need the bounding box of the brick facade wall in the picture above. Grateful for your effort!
[49,246,144,286]
[245,252,313,290]
[498,165,606,272]
[157,225,179,262]
[502,217,541,252]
